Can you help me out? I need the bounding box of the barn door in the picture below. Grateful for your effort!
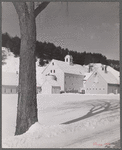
[52,87,58,94]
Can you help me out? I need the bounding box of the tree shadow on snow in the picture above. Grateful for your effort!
[61,101,120,125]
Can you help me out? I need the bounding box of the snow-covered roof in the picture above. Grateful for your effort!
[97,68,119,84]
[36,64,46,86]
[48,80,60,87]
[52,59,86,75]
[2,72,19,86]
[2,47,19,73]
[2,71,43,87]
[107,66,120,81]
[84,72,93,80]
[42,79,60,87]
[85,63,120,84]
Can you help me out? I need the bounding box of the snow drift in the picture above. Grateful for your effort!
[2,94,120,148]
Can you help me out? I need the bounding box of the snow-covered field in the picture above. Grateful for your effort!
[2,94,120,148]
[2,47,120,148]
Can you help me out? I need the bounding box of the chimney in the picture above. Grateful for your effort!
[105,65,107,73]
[88,64,90,73]
[88,64,92,73]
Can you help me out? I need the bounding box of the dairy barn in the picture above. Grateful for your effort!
[41,54,85,93]
[84,66,120,94]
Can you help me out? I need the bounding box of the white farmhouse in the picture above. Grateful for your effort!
[42,55,85,93]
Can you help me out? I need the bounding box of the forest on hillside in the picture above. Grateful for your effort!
[2,32,120,71]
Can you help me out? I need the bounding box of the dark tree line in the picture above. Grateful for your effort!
[107,59,120,71]
[2,48,7,65]
[2,32,20,57]
[2,32,119,71]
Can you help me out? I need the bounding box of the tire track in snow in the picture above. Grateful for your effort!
[63,123,120,148]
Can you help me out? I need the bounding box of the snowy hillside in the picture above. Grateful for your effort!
[2,47,46,85]
[2,94,120,148]
[2,47,119,84]
[2,47,19,73]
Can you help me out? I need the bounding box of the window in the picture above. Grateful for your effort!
[11,89,12,93]
[4,89,6,93]
[66,58,68,62]
[103,88,105,90]
[50,70,52,73]
[52,62,54,65]
[99,88,101,90]
[53,70,55,73]
[96,88,97,90]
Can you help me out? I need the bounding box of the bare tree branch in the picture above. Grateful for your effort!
[34,2,50,18]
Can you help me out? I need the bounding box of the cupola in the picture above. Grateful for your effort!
[65,54,73,65]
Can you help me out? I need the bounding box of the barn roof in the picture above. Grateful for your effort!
[2,72,41,87]
[48,80,60,87]
[2,72,18,86]
[52,59,86,75]
[107,66,120,81]
[97,68,119,84]
[42,79,60,87]
[42,59,86,76]
[84,72,92,81]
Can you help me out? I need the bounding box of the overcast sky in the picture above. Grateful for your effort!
[2,2,119,60]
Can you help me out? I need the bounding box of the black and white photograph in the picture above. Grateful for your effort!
[2,1,120,148]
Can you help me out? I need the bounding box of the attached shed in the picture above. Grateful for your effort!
[41,75,61,94]
[2,72,18,94]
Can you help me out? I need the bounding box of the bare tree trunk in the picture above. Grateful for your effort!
[13,2,38,135]
[12,2,50,135]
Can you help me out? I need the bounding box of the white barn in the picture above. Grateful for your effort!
[2,72,42,94]
[2,72,19,94]
[85,67,120,94]
[42,55,85,93]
